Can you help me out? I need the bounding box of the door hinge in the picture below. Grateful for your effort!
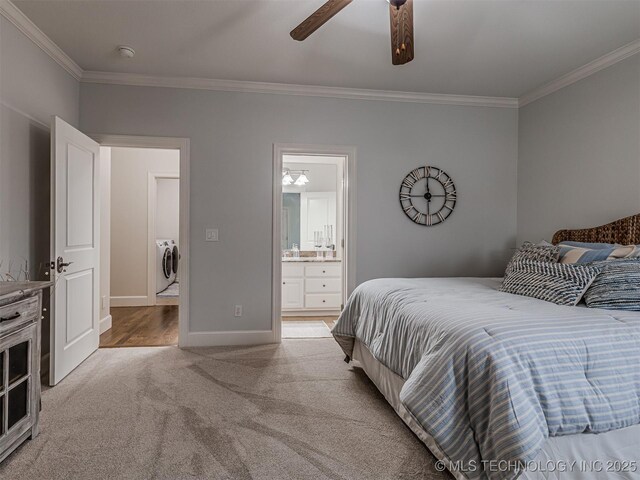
[341,239,344,248]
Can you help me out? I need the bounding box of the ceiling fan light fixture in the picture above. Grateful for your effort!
[387,0,407,9]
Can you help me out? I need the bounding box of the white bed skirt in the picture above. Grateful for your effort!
[352,339,640,480]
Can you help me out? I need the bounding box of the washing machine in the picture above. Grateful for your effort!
[156,239,177,293]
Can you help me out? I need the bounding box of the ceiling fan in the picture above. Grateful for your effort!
[290,0,414,65]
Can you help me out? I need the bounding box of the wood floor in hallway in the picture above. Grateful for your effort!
[100,305,178,347]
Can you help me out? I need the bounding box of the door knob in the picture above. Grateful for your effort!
[56,256,73,273]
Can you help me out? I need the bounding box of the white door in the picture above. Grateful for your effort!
[50,116,101,385]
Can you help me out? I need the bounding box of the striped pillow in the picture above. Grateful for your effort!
[584,259,640,311]
[500,260,601,306]
[505,242,560,275]
[559,242,640,264]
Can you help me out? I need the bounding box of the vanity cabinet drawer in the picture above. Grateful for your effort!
[282,264,304,278]
[305,264,341,278]
[305,294,342,309]
[0,296,39,333]
[305,278,341,293]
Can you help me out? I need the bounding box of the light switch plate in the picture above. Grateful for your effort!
[234,305,242,317]
[206,228,219,242]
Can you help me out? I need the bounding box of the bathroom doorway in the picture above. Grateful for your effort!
[274,146,355,340]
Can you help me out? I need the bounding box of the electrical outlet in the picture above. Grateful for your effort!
[101,295,107,309]
[205,228,219,242]
[234,305,242,317]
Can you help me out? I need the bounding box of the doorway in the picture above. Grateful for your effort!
[93,135,190,349]
[272,144,356,341]
[48,119,190,385]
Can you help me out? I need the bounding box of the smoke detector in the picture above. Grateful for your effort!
[118,46,135,58]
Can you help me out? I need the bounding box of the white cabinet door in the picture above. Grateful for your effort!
[300,192,336,250]
[282,277,304,309]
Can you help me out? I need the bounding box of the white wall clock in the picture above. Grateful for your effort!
[399,166,457,226]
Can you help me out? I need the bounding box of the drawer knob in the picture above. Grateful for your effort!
[323,284,326,287]
[322,300,326,303]
[0,312,21,322]
[322,270,326,273]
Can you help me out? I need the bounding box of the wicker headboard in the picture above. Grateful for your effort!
[552,213,640,245]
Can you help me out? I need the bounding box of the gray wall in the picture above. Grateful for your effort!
[518,54,640,243]
[80,83,518,333]
[0,16,79,374]
[0,16,79,279]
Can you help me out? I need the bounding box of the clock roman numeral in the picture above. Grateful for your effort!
[402,177,416,188]
[409,169,422,182]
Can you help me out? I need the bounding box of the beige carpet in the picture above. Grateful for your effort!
[0,339,450,480]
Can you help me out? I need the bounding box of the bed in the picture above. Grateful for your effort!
[332,214,640,480]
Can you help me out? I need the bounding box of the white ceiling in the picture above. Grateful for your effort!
[13,0,640,98]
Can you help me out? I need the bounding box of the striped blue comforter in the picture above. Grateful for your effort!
[332,277,640,480]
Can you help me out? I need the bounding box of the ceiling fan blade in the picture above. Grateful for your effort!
[290,0,353,41]
[389,0,414,65]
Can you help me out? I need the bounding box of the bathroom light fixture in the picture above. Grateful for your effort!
[282,170,294,185]
[294,172,309,186]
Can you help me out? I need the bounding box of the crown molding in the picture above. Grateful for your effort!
[519,38,640,107]
[0,0,82,80]
[81,71,519,108]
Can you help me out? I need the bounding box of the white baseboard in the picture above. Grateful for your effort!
[181,330,275,347]
[110,296,148,307]
[99,314,112,334]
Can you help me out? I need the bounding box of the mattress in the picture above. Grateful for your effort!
[352,339,640,480]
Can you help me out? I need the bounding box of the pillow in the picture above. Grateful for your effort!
[584,259,640,311]
[505,241,560,275]
[559,242,640,264]
[500,260,600,306]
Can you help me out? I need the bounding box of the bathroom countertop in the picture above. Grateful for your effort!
[282,258,341,263]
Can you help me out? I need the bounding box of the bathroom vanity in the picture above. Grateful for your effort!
[281,258,342,314]
[0,281,50,464]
